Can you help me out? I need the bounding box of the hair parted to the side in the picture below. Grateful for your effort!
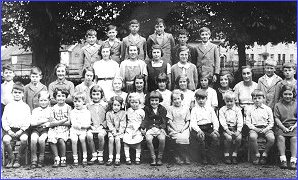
[85,29,97,37]
[251,89,265,98]
[133,74,147,93]
[30,66,42,75]
[156,72,169,85]
[175,74,190,87]
[155,18,165,27]
[81,66,95,80]
[199,27,211,35]
[38,90,50,100]
[223,90,237,101]
[2,64,15,72]
[54,63,68,77]
[279,84,296,100]
[53,88,69,99]
[73,91,86,104]
[151,44,164,57]
[129,19,140,25]
[12,81,25,93]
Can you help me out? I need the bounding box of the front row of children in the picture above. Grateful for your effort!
[2,81,296,170]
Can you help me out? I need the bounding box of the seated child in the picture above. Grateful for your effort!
[2,82,31,168]
[141,91,168,166]
[70,92,91,166]
[47,88,71,168]
[246,89,275,165]
[106,96,127,166]
[274,84,297,170]
[167,90,191,165]
[30,91,53,168]
[190,89,219,165]
[219,91,243,164]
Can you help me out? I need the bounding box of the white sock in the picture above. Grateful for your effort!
[115,154,120,160]
[232,152,237,157]
[124,147,130,160]
[262,152,268,157]
[92,152,97,158]
[55,156,60,161]
[61,156,66,161]
[224,153,229,157]
[136,149,141,160]
[256,153,260,157]
[280,155,287,162]
[97,151,103,157]
[109,155,113,160]
[290,157,297,163]
[83,153,87,159]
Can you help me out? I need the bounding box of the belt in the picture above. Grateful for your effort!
[97,77,114,81]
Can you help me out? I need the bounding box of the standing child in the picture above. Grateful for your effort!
[246,89,275,165]
[219,91,243,164]
[171,46,198,91]
[167,90,191,165]
[216,71,234,110]
[75,66,96,105]
[105,76,128,106]
[48,63,74,106]
[172,29,198,65]
[2,82,31,168]
[190,89,220,165]
[121,19,147,62]
[147,18,175,65]
[196,27,220,83]
[257,58,282,109]
[101,25,121,64]
[147,44,171,92]
[47,88,71,168]
[156,73,172,110]
[106,96,127,166]
[81,29,101,69]
[24,66,47,111]
[30,91,53,168]
[120,45,148,93]
[123,93,144,165]
[175,75,195,110]
[274,84,297,170]
[86,85,108,165]
[141,91,168,166]
[195,71,218,109]
[1,64,15,113]
[70,92,91,166]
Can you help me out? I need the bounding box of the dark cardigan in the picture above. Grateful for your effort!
[141,104,168,130]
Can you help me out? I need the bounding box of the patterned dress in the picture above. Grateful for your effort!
[123,108,145,144]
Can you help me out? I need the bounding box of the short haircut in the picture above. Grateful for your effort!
[199,71,212,86]
[171,89,184,102]
[156,72,169,84]
[223,90,236,101]
[282,62,296,70]
[85,29,97,37]
[148,90,163,103]
[30,66,42,75]
[176,45,190,61]
[90,85,105,100]
[73,91,86,103]
[178,29,189,36]
[38,90,50,100]
[112,76,124,90]
[219,70,234,86]
[175,74,190,87]
[98,45,113,58]
[107,25,117,32]
[155,18,165,27]
[199,27,211,35]
[251,89,265,98]
[53,88,69,99]
[128,92,141,103]
[279,84,296,100]
[82,66,95,80]
[151,44,164,57]
[54,63,68,76]
[12,81,24,93]
[2,64,14,72]
[241,65,252,72]
[264,58,277,67]
[129,19,139,25]
[107,95,124,112]
[195,89,207,98]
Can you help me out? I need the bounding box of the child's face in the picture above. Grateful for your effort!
[91,91,102,103]
[157,81,167,91]
[86,35,97,45]
[219,75,229,88]
[155,23,165,35]
[112,100,121,112]
[107,29,117,40]
[283,67,295,80]
[130,99,140,110]
[282,90,294,103]
[196,96,207,107]
[74,98,84,110]
[113,79,122,92]
[179,50,189,63]
[252,96,264,107]
[135,78,144,92]
[152,49,162,61]
[150,97,160,109]
[30,73,42,85]
[3,69,14,82]
[242,68,252,82]
[172,94,182,107]
[178,34,188,45]
[128,46,138,59]
[12,89,24,101]
[101,47,111,60]
[200,77,209,89]
[265,65,275,77]
[179,78,188,90]
[84,70,94,83]
[200,31,210,43]
[224,98,235,109]
[56,66,66,80]
[39,96,49,109]
[56,91,66,105]
[129,23,139,34]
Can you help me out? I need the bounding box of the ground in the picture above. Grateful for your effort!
[1,162,296,179]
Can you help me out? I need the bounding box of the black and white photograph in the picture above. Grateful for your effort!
[1,1,297,178]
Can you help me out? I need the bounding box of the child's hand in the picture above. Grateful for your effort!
[197,129,204,139]
[234,131,241,137]
[15,130,23,137]
[289,126,296,132]
[140,128,146,136]
[8,130,16,138]
[225,129,233,136]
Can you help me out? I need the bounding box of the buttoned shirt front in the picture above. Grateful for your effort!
[190,104,219,131]
[219,105,243,132]
[246,104,274,131]
[1,81,14,105]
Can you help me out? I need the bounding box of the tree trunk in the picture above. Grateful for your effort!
[28,2,61,86]
[233,42,246,84]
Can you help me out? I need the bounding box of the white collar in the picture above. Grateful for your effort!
[177,62,190,69]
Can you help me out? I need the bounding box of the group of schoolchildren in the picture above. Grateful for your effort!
[1,18,296,171]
